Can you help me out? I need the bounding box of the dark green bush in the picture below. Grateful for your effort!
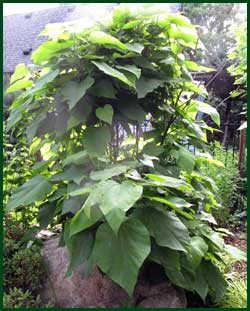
[4,247,46,294]
[3,287,45,308]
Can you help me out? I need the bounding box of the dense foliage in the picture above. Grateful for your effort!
[5,5,245,301]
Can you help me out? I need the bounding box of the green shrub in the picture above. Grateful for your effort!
[3,287,46,308]
[5,4,246,302]
[201,142,246,226]
[4,247,46,293]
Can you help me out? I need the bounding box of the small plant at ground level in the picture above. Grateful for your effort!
[215,276,246,308]
[3,287,52,308]
[5,4,246,301]
[4,247,46,293]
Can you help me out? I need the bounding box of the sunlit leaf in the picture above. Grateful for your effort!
[92,61,135,87]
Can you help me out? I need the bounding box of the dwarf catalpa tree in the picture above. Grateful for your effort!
[6,5,245,301]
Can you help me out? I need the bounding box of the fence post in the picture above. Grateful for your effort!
[238,126,246,176]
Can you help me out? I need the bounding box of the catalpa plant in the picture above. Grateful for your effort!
[6,4,246,301]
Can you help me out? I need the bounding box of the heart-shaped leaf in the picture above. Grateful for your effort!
[83,180,143,233]
[6,176,53,210]
[93,218,151,296]
[95,104,114,125]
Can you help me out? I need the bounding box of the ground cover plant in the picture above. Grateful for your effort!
[5,4,246,303]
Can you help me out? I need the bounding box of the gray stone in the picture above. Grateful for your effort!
[40,237,187,308]
[137,283,187,308]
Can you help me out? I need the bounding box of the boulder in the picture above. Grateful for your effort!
[137,283,187,308]
[40,237,187,308]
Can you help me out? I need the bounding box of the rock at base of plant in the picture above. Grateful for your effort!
[40,237,187,308]
[137,283,186,308]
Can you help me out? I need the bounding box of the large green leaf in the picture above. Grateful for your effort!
[167,14,194,28]
[145,173,191,191]
[194,264,209,302]
[116,64,141,79]
[37,203,55,229]
[89,31,128,52]
[185,61,214,73]
[149,244,192,291]
[148,195,192,208]
[146,195,193,219]
[118,101,146,124]
[122,20,141,30]
[134,207,190,252]
[6,106,24,132]
[95,104,114,125]
[89,80,117,99]
[134,57,155,70]
[126,42,144,54]
[84,126,111,155]
[61,77,94,110]
[177,146,195,173]
[70,204,103,236]
[62,150,88,166]
[10,63,29,84]
[199,225,224,251]
[196,155,224,168]
[64,221,93,276]
[83,180,143,233]
[67,100,92,130]
[187,236,208,269]
[26,113,47,143]
[200,260,227,300]
[142,142,164,157]
[90,164,130,181]
[136,76,163,98]
[61,197,83,216]
[25,69,60,97]
[194,101,220,127]
[169,26,198,43]
[50,165,86,185]
[93,218,151,296]
[92,61,135,87]
[31,40,74,64]
[6,176,53,209]
[6,79,32,93]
